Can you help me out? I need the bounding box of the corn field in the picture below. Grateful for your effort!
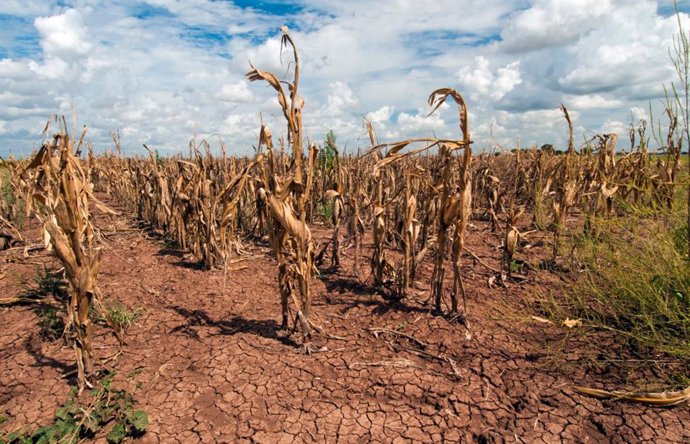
[1,28,689,415]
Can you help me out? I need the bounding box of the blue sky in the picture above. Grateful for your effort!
[0,0,689,156]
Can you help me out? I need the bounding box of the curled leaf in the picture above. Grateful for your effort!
[562,318,582,328]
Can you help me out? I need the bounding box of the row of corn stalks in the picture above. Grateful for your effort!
[2,29,686,370]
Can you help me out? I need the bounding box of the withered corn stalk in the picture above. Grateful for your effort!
[426,88,472,316]
[23,121,119,392]
[501,208,522,281]
[247,27,319,353]
[550,105,578,258]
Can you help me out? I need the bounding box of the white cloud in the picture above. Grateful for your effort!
[367,106,394,125]
[318,81,357,117]
[0,59,30,78]
[457,56,522,101]
[34,9,93,57]
[221,113,261,140]
[216,81,255,103]
[499,0,614,52]
[0,1,54,16]
[397,106,449,135]
[0,0,687,156]
[564,94,624,110]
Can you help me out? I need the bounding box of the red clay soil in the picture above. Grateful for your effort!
[1,200,689,443]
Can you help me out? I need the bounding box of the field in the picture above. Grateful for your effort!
[0,189,687,443]
[1,29,690,443]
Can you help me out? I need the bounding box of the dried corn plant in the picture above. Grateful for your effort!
[550,105,579,258]
[501,207,523,281]
[344,145,365,276]
[1,156,27,249]
[23,120,118,392]
[246,27,319,353]
[425,89,472,316]
[68,42,690,369]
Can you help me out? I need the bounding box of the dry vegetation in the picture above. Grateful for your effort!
[1,27,690,442]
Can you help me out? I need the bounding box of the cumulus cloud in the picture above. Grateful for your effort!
[367,106,394,126]
[34,9,92,57]
[499,0,614,52]
[456,56,522,101]
[0,0,687,156]
[318,81,357,117]
[397,104,452,136]
[563,94,624,110]
[216,81,255,103]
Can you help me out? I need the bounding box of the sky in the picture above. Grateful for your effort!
[0,0,689,157]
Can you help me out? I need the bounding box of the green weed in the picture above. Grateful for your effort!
[0,374,147,443]
[99,301,141,334]
[550,211,690,360]
[32,267,68,301]
[315,201,334,226]
[38,306,65,341]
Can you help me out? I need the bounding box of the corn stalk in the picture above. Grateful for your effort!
[246,27,319,352]
[24,122,119,392]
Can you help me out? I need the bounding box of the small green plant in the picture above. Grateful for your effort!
[154,149,163,168]
[509,259,524,275]
[672,221,689,260]
[1,175,14,209]
[315,201,334,226]
[32,267,68,301]
[1,167,25,229]
[99,301,141,334]
[0,374,147,443]
[38,306,65,341]
[318,130,337,171]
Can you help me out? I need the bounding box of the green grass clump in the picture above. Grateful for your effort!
[32,267,68,301]
[315,201,334,226]
[556,211,690,360]
[99,301,142,334]
[38,306,65,341]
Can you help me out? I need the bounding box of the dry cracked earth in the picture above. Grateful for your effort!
[1,199,689,443]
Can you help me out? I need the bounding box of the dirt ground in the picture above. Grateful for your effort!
[1,197,689,443]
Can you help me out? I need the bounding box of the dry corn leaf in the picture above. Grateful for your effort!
[562,318,582,328]
[266,194,311,246]
[573,385,690,407]
[428,88,470,143]
[531,316,554,325]
[505,227,519,256]
[324,190,340,199]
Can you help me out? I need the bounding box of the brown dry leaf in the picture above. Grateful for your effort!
[573,385,690,407]
[560,104,574,153]
[324,190,340,199]
[531,316,554,325]
[562,318,582,328]
[363,118,376,147]
[505,226,519,256]
[266,194,311,246]
[428,88,470,143]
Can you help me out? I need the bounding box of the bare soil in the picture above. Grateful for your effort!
[1,197,688,443]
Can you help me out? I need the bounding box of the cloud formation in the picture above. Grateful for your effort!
[0,0,688,156]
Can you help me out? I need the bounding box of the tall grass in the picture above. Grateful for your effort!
[555,205,690,360]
